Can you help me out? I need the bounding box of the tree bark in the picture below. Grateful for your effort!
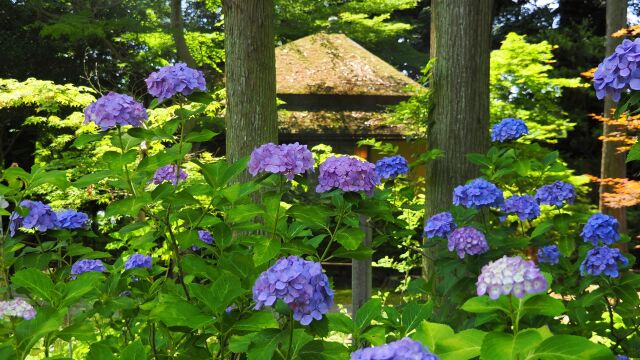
[599,0,627,235]
[222,0,278,171]
[423,0,493,292]
[170,0,197,68]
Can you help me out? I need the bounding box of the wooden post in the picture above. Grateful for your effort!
[352,214,372,315]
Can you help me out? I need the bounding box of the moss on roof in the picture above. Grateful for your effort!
[278,110,405,137]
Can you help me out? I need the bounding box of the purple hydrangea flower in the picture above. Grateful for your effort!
[83,92,147,131]
[248,143,314,180]
[447,227,489,259]
[316,156,379,196]
[617,356,629,360]
[534,181,576,208]
[145,63,207,102]
[9,200,59,237]
[580,246,628,278]
[453,178,504,208]
[56,209,89,230]
[0,298,36,320]
[124,254,152,270]
[252,256,333,326]
[151,164,188,185]
[581,213,620,245]
[192,230,214,251]
[424,212,456,239]
[491,118,529,142]
[502,194,540,221]
[225,305,236,313]
[477,256,548,299]
[350,337,439,360]
[593,39,640,102]
[537,245,560,265]
[375,155,409,180]
[71,259,106,278]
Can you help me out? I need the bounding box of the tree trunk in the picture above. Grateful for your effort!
[423,0,493,296]
[170,0,197,68]
[222,0,278,171]
[599,0,627,236]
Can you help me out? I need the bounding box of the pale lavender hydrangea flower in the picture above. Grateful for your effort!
[192,230,214,251]
[593,38,640,101]
[252,256,333,326]
[9,200,59,237]
[248,143,314,180]
[534,181,576,208]
[477,255,548,299]
[375,155,409,180]
[152,164,188,185]
[424,212,456,239]
[0,298,36,320]
[447,227,489,259]
[71,259,106,279]
[145,63,207,102]
[316,156,379,195]
[580,246,628,278]
[124,254,152,270]
[581,213,620,245]
[83,92,147,131]
[350,337,439,360]
[56,209,89,230]
[502,195,540,221]
[453,178,504,208]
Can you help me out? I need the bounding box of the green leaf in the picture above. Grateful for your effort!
[298,340,350,360]
[87,343,115,360]
[247,329,284,360]
[480,329,543,360]
[120,340,146,360]
[462,296,509,315]
[626,141,640,162]
[15,307,67,356]
[334,227,365,251]
[144,295,213,328]
[212,222,233,249]
[327,313,353,333]
[72,133,103,148]
[529,335,613,359]
[232,311,279,332]
[355,298,382,329]
[190,272,243,314]
[412,321,454,352]
[102,149,138,171]
[185,129,218,142]
[330,246,374,260]
[29,168,69,190]
[57,321,97,342]
[11,268,55,303]
[287,205,334,229]
[361,325,386,345]
[73,170,112,188]
[227,204,265,223]
[253,235,281,265]
[61,272,103,307]
[520,294,565,319]
[105,193,152,217]
[401,302,433,335]
[531,222,553,238]
[437,329,487,360]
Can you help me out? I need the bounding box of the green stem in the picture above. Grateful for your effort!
[166,220,191,300]
[116,126,137,196]
[285,312,294,360]
[508,294,521,334]
[270,178,284,241]
[480,208,489,232]
[319,202,346,262]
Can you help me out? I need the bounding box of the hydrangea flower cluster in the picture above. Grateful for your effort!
[593,38,640,101]
[252,256,333,326]
[145,63,207,102]
[617,355,629,360]
[71,259,106,278]
[453,178,504,208]
[580,246,629,278]
[350,338,439,360]
[424,212,456,239]
[192,230,214,251]
[316,156,379,195]
[491,118,529,142]
[537,245,560,265]
[477,255,548,299]
[447,227,489,259]
[502,194,540,221]
[581,213,620,245]
[124,254,152,270]
[248,143,314,180]
[9,200,59,237]
[375,155,409,180]
[83,92,147,131]
[534,181,576,208]
[0,298,36,320]
[56,209,89,230]
[152,164,188,185]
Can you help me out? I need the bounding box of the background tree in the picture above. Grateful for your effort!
[170,0,198,68]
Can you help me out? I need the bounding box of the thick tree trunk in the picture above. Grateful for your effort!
[222,0,278,170]
[599,0,627,235]
[423,0,493,292]
[170,0,197,68]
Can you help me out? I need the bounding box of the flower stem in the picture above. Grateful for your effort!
[286,312,294,360]
[116,126,137,196]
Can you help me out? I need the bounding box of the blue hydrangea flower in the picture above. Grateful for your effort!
[56,209,89,230]
[350,337,439,360]
[447,227,489,259]
[0,298,36,320]
[316,156,379,196]
[617,355,629,360]
[477,255,548,299]
[145,63,207,102]
[502,194,540,221]
[581,213,620,245]
[152,164,188,185]
[580,246,628,278]
[424,212,456,239]
[225,305,236,313]
[537,245,560,265]
[248,143,314,180]
[594,38,640,101]
[124,254,152,270]
[375,155,409,180]
[71,259,106,278]
[453,178,504,208]
[83,92,148,131]
[491,118,529,142]
[534,181,576,208]
[9,200,59,237]
[192,230,214,251]
[252,256,333,326]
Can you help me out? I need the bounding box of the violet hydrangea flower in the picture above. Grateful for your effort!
[375,155,409,180]
[537,245,560,265]
[593,38,640,101]
[316,156,379,195]
[581,213,620,245]
[502,194,540,221]
[534,181,576,208]
[350,338,439,360]
[0,298,36,320]
[145,63,207,102]
[447,227,489,259]
[83,92,148,131]
[152,164,188,185]
[477,255,548,299]
[617,355,629,360]
[71,259,106,278]
[580,246,628,278]
[453,178,504,208]
[248,143,314,180]
[491,118,529,142]
[9,200,59,237]
[56,209,89,230]
[252,256,333,326]
[124,254,152,270]
[192,230,214,251]
[424,212,456,239]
